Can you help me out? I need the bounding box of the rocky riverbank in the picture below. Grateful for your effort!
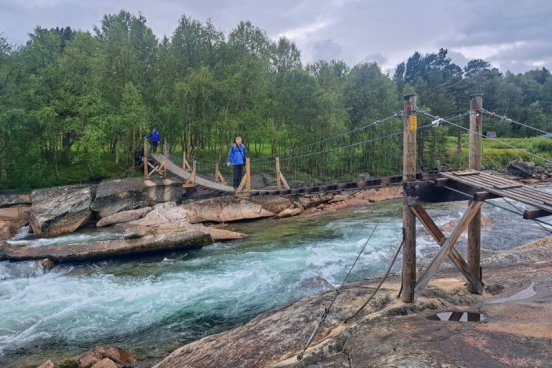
[154,236,552,368]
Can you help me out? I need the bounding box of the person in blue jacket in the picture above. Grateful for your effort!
[227,136,246,190]
[145,128,160,153]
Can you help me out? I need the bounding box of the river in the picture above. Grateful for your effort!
[1,192,551,367]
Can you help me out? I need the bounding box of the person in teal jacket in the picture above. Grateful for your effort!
[227,136,246,190]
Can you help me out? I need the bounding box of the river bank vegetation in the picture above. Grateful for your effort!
[1,11,552,189]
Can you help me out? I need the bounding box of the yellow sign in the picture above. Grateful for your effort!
[409,115,417,131]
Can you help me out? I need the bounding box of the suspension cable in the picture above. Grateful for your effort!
[481,109,551,136]
[297,223,379,361]
[418,109,552,164]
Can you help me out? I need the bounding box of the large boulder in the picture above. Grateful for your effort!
[27,187,93,237]
[0,192,31,208]
[91,178,152,218]
[507,159,535,178]
[0,230,212,262]
[96,207,152,228]
[181,197,274,223]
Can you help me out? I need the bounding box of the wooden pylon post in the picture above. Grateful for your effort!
[468,94,483,294]
[163,139,168,178]
[143,138,149,179]
[245,157,251,193]
[401,94,417,303]
[276,157,282,190]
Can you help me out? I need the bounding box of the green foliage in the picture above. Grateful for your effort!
[1,11,552,190]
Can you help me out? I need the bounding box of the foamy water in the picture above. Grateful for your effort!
[0,197,550,366]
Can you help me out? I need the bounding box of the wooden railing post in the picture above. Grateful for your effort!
[162,139,168,178]
[143,138,149,179]
[246,157,251,193]
[276,157,282,190]
[401,94,417,303]
[191,160,197,185]
[468,94,483,294]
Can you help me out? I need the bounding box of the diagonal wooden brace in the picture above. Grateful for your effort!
[411,205,484,294]
[414,200,483,298]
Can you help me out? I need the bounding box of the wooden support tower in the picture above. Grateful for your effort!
[401,95,417,303]
[468,94,483,293]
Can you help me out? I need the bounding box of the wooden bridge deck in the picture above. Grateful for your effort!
[440,170,552,219]
[151,153,235,193]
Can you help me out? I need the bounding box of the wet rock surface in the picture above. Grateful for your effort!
[0,219,22,240]
[27,187,94,237]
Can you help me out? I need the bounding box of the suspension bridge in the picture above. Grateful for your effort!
[142,94,552,303]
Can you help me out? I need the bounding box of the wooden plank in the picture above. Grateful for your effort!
[411,205,484,294]
[414,200,483,297]
[493,184,522,190]
[245,158,251,193]
[453,171,480,176]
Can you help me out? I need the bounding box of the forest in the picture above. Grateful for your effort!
[1,10,551,189]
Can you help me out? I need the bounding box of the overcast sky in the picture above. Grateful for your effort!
[1,0,551,73]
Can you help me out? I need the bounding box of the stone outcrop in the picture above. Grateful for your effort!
[0,230,212,263]
[181,197,274,223]
[0,192,31,208]
[96,207,152,228]
[27,187,94,237]
[78,346,140,368]
[37,360,55,368]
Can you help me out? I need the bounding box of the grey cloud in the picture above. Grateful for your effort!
[0,0,551,72]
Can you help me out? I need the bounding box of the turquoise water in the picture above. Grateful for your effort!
[0,196,550,367]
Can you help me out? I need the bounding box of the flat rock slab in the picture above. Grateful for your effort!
[0,230,212,263]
